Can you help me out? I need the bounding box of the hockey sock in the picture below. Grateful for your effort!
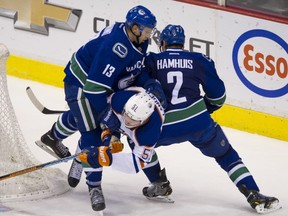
[142,152,161,183]
[85,170,103,188]
[53,111,78,140]
[216,146,259,191]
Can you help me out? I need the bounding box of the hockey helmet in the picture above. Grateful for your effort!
[124,92,155,124]
[159,24,185,47]
[125,5,157,30]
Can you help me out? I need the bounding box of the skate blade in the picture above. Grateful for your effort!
[146,195,175,203]
[35,140,60,159]
[255,200,282,214]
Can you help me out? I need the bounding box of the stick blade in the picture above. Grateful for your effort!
[26,86,65,114]
[26,86,45,112]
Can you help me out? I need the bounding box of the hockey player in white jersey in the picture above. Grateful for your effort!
[78,86,173,205]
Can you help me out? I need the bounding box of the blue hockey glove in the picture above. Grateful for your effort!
[99,106,120,132]
[203,95,222,114]
[144,79,167,110]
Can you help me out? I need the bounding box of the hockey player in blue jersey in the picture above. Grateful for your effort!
[35,5,167,212]
[138,24,281,214]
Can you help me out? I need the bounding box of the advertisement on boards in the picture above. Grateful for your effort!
[217,12,287,118]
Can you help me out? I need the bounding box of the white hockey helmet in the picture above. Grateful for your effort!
[124,92,155,124]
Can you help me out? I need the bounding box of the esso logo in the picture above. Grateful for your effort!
[233,29,287,97]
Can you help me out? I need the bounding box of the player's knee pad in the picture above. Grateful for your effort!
[193,124,230,158]
[215,145,241,172]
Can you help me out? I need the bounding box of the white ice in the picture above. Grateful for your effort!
[1,76,287,216]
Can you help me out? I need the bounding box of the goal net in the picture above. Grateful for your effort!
[0,44,70,202]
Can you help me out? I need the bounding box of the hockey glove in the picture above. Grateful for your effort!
[99,106,120,132]
[78,129,124,168]
[203,95,222,114]
[78,146,112,168]
[144,79,167,110]
[101,129,124,154]
[110,135,124,154]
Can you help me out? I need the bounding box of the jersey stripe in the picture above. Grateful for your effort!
[206,93,226,106]
[83,79,113,95]
[164,98,206,125]
[76,89,96,130]
[70,53,88,86]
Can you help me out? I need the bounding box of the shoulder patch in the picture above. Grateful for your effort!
[113,43,128,58]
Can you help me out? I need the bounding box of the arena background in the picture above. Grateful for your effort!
[1,0,287,141]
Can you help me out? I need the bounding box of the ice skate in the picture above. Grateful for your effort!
[239,185,281,214]
[35,130,71,159]
[143,168,174,203]
[89,186,106,211]
[68,159,83,187]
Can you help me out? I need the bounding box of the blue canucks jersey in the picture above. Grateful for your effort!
[144,49,226,146]
[145,49,226,111]
[63,23,151,113]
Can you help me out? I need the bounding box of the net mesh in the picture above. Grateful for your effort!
[0,44,70,202]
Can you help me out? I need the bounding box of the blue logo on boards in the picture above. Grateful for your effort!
[232,29,287,97]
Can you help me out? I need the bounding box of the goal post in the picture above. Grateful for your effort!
[0,44,70,202]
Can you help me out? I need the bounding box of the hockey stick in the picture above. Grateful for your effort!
[0,153,82,181]
[26,86,66,114]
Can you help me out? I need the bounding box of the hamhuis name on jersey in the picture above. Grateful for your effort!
[157,58,193,70]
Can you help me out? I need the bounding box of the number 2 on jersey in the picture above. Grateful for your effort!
[167,71,187,104]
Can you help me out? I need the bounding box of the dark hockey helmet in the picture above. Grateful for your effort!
[125,5,157,31]
[159,24,185,47]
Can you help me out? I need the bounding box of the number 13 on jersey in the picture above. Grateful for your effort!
[103,64,115,77]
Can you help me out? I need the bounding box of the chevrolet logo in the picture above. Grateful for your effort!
[0,0,82,35]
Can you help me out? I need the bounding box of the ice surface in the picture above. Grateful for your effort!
[1,76,287,216]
